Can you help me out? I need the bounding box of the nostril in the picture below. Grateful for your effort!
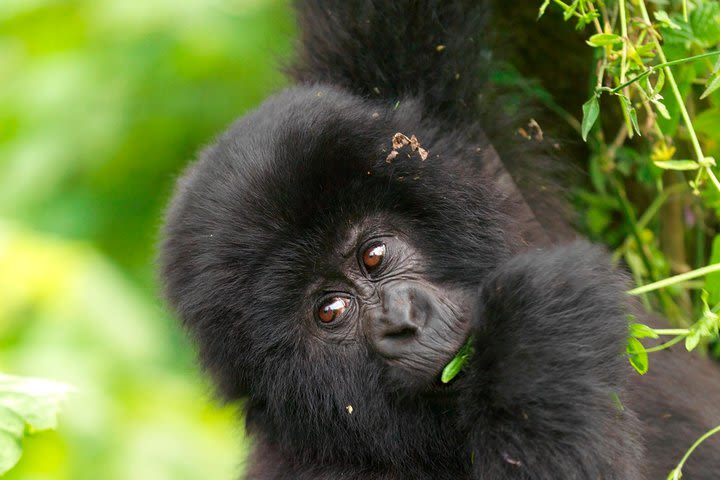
[384,326,417,341]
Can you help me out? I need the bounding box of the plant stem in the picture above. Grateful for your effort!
[628,262,720,295]
[586,2,603,35]
[672,425,720,478]
[642,334,685,353]
[618,0,628,89]
[607,51,720,94]
[652,328,690,336]
[551,0,583,19]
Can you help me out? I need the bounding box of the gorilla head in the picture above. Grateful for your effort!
[160,85,520,469]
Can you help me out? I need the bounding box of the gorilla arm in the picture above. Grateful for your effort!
[461,243,644,480]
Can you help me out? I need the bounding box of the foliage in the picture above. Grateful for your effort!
[441,336,474,384]
[0,374,72,475]
[0,0,292,477]
[541,0,720,477]
[540,0,720,329]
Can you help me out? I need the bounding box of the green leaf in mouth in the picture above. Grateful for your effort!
[441,336,475,384]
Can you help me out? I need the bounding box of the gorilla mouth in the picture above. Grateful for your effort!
[382,325,470,395]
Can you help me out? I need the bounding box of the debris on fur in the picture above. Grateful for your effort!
[502,452,522,467]
[386,132,429,163]
[518,119,544,142]
[527,118,543,141]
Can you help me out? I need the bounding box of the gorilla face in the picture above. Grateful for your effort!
[302,218,473,391]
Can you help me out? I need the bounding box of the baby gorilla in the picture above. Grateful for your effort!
[160,1,720,479]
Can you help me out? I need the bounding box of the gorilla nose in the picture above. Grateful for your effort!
[371,285,429,357]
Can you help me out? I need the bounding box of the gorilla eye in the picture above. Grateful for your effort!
[317,296,351,323]
[362,243,386,272]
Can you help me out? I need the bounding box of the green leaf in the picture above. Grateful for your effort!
[0,374,72,475]
[700,75,720,100]
[586,33,623,47]
[0,430,22,475]
[619,95,641,137]
[628,106,641,137]
[699,290,719,335]
[630,323,659,339]
[626,337,649,375]
[441,357,464,384]
[537,0,550,19]
[685,331,702,351]
[0,374,73,432]
[441,336,474,383]
[653,160,700,171]
[652,97,671,119]
[690,2,720,48]
[655,69,666,96]
[581,95,600,141]
[685,290,720,352]
[0,407,24,475]
[0,406,24,438]
[635,43,656,58]
[562,1,578,21]
[654,11,681,30]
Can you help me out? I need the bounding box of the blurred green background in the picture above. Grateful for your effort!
[0,0,293,478]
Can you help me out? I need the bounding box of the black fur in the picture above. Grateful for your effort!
[159,1,720,479]
[463,244,642,479]
[289,0,490,123]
